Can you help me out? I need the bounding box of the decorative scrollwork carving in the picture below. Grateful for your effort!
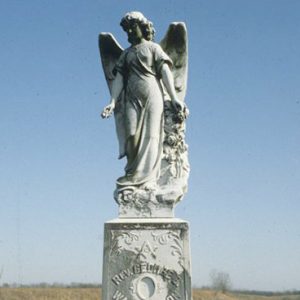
[151,231,183,265]
[110,231,140,256]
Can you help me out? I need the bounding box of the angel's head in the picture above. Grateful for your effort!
[120,11,155,44]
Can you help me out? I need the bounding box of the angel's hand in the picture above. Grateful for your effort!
[171,98,184,112]
[171,99,189,122]
[101,102,115,119]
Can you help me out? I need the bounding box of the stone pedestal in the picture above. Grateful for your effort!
[102,218,191,300]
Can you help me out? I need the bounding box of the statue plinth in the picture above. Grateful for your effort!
[102,218,192,300]
[115,184,187,218]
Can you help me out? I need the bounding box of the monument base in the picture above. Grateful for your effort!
[102,218,192,300]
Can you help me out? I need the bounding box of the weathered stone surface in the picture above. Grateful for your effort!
[115,100,190,219]
[100,12,189,210]
[102,219,192,300]
[99,12,192,299]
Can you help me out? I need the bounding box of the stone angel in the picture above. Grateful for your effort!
[99,12,189,217]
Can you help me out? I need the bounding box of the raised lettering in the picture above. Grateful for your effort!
[152,264,160,274]
[166,291,181,300]
[122,268,133,277]
[140,262,147,273]
[159,267,168,281]
[112,290,128,300]
[133,264,141,274]
[112,264,180,287]
[112,275,122,286]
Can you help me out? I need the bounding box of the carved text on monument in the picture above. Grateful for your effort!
[111,262,180,286]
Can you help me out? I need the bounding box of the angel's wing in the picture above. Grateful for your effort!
[98,33,124,93]
[99,33,126,159]
[160,22,188,102]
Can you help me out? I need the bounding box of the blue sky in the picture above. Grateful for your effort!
[0,0,299,291]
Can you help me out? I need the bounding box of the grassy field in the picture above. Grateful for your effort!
[0,288,300,300]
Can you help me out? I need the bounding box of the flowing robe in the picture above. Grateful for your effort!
[114,41,172,187]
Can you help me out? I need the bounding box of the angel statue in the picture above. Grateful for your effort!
[99,11,189,217]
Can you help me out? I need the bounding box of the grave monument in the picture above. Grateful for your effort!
[99,11,191,300]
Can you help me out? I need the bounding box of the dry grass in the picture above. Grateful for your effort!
[0,288,299,300]
[0,288,100,300]
[193,289,300,300]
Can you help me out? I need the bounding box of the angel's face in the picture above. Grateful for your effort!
[127,22,143,45]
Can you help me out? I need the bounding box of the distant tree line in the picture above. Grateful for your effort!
[196,287,300,297]
[206,269,300,297]
[1,282,300,297]
[232,289,300,297]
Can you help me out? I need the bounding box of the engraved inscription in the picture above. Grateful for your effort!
[167,295,180,300]
[111,262,179,287]
[112,290,128,300]
[167,289,181,300]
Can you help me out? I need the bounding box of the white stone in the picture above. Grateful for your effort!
[102,218,192,300]
[99,12,189,209]
[99,12,192,299]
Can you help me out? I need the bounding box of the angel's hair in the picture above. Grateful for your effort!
[120,11,155,41]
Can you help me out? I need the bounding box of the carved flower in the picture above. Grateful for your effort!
[170,164,177,177]
[122,190,133,203]
[175,111,185,123]
[166,134,178,146]
[166,152,177,162]
[165,116,173,125]
[173,105,189,123]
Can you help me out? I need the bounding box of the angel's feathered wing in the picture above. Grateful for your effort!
[160,22,188,102]
[99,33,123,92]
[99,33,126,159]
